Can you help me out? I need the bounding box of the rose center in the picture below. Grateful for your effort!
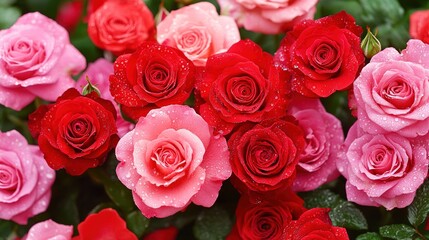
[381,78,415,109]
[0,162,19,193]
[248,142,281,176]
[63,115,96,152]
[176,27,211,57]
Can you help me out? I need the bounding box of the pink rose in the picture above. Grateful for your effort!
[0,12,86,111]
[116,105,231,218]
[76,58,134,137]
[0,130,55,224]
[157,2,240,66]
[354,39,429,138]
[22,220,72,240]
[337,123,429,210]
[287,96,343,192]
[218,0,317,34]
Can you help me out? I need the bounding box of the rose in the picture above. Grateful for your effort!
[76,58,133,137]
[337,123,428,209]
[87,0,155,55]
[0,130,55,224]
[22,220,73,240]
[228,117,305,193]
[110,42,195,120]
[287,96,343,192]
[410,10,429,44]
[0,12,86,111]
[353,39,429,138]
[195,39,289,135]
[157,2,240,66]
[74,208,137,240]
[274,11,365,98]
[285,208,349,239]
[227,191,306,240]
[218,0,317,34]
[142,227,178,240]
[56,0,83,32]
[116,105,231,218]
[28,88,119,176]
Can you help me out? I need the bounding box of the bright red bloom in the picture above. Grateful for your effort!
[227,190,306,240]
[28,88,119,175]
[109,41,195,120]
[285,208,349,240]
[195,39,290,135]
[410,10,429,44]
[87,0,155,55]
[73,208,137,240]
[274,11,364,98]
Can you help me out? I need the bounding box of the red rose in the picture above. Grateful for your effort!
[109,41,195,120]
[228,117,305,193]
[195,39,290,135]
[227,190,306,240]
[73,208,137,240]
[285,208,349,240]
[87,0,155,55]
[56,0,83,32]
[410,10,429,44]
[274,11,365,98]
[142,227,178,240]
[28,88,119,175]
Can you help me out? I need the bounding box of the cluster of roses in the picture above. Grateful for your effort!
[1,0,429,239]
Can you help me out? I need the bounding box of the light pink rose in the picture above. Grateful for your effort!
[116,105,231,218]
[76,58,134,137]
[157,2,240,66]
[337,123,428,210]
[354,39,429,138]
[0,12,86,111]
[287,96,343,192]
[218,0,317,34]
[22,219,72,240]
[0,130,55,224]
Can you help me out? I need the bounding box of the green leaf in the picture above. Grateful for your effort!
[0,220,15,239]
[104,180,135,214]
[0,6,20,29]
[356,232,383,240]
[315,0,364,26]
[300,189,343,209]
[126,211,150,238]
[408,179,429,227]
[359,0,404,26]
[379,224,416,240]
[329,201,368,230]
[193,206,232,240]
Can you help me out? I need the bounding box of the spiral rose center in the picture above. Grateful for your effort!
[150,141,187,184]
[176,27,211,57]
[64,116,96,151]
[0,162,20,196]
[142,62,175,98]
[309,41,340,73]
[381,78,415,109]
[248,142,280,176]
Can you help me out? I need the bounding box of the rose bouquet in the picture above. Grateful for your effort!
[1,0,429,239]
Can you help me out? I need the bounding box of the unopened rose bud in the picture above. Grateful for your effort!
[82,76,101,96]
[361,27,381,58]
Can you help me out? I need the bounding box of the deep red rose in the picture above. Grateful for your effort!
[87,0,155,55]
[228,117,305,193]
[410,10,429,44]
[142,227,179,240]
[227,190,306,240]
[109,41,195,120]
[195,39,290,135]
[274,11,364,98]
[28,88,119,176]
[285,208,349,240]
[73,208,137,240]
[56,0,83,32]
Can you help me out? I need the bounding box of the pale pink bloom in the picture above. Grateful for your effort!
[157,2,240,66]
[22,219,72,240]
[116,105,231,218]
[0,130,55,224]
[218,0,317,34]
[76,58,134,137]
[354,39,429,138]
[0,12,86,111]
[338,123,428,210]
[288,97,343,192]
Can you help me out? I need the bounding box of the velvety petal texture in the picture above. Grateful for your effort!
[0,12,86,110]
[0,130,55,224]
[157,2,240,66]
[116,105,231,218]
[22,219,73,240]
